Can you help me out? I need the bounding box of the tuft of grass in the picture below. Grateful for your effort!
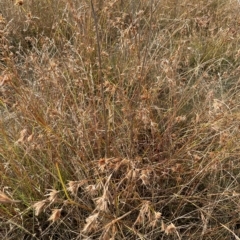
[1,0,240,239]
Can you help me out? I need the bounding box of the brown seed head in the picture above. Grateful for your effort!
[15,0,23,5]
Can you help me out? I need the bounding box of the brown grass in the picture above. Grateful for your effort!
[1,0,240,239]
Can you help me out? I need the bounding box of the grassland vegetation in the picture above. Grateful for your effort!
[1,0,240,239]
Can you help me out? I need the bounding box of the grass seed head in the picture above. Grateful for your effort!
[0,191,20,204]
[149,212,162,228]
[15,0,23,6]
[32,200,48,216]
[67,180,88,195]
[165,223,177,235]
[82,213,99,234]
[45,189,59,203]
[48,208,62,222]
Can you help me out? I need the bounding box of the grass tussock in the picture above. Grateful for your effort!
[1,0,240,239]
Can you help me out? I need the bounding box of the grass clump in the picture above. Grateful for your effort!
[1,0,240,239]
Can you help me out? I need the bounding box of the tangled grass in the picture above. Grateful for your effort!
[1,0,240,239]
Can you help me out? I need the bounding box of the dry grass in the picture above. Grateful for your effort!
[1,0,240,239]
